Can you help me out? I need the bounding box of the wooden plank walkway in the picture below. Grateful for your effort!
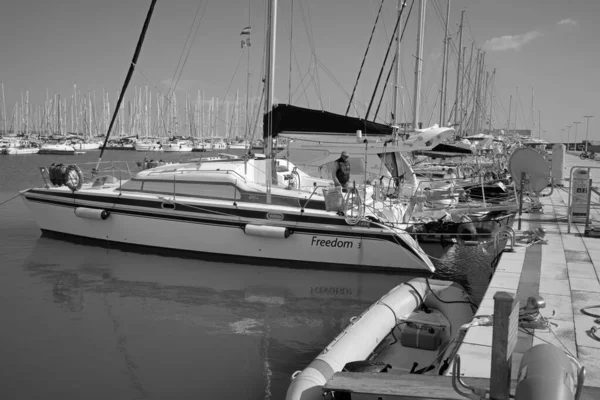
[454,153,600,389]
[324,372,600,399]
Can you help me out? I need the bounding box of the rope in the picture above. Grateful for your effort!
[425,277,478,309]
[581,305,600,319]
[345,0,385,116]
[520,325,582,365]
[379,220,498,268]
[0,192,22,207]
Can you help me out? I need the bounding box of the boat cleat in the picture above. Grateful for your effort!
[519,295,556,330]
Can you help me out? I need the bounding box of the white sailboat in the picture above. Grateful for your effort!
[38,138,77,155]
[20,0,435,274]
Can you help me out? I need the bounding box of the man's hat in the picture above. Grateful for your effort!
[341,151,349,157]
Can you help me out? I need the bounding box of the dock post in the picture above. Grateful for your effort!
[585,177,593,234]
[517,172,525,231]
[490,291,519,400]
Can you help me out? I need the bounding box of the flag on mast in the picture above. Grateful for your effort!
[241,38,251,48]
[240,26,251,35]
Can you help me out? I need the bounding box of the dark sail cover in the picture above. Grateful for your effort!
[263,104,394,139]
[429,143,473,154]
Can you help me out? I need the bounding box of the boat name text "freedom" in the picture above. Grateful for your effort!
[311,236,359,249]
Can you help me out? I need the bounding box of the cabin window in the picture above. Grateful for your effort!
[120,179,240,200]
[142,181,175,194]
[174,182,240,200]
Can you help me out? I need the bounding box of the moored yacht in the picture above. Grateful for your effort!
[228,139,252,150]
[1,138,39,154]
[38,139,76,155]
[67,136,101,150]
[135,138,164,151]
[209,137,228,150]
[20,157,434,273]
[162,138,193,152]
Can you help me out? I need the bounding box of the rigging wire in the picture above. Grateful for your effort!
[159,0,208,133]
[365,1,406,121]
[373,0,415,123]
[96,0,158,169]
[214,50,246,134]
[345,0,386,116]
[290,52,313,106]
[297,0,324,110]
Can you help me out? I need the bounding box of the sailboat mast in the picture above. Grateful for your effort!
[57,94,62,136]
[506,95,512,134]
[488,68,495,133]
[391,0,406,127]
[245,0,252,143]
[96,0,158,169]
[531,86,535,138]
[1,83,5,135]
[264,0,278,203]
[26,91,30,136]
[412,0,426,130]
[288,0,294,104]
[439,0,451,125]
[453,10,464,131]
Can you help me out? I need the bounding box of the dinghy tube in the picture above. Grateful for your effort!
[286,278,429,400]
[244,224,290,239]
[74,207,110,220]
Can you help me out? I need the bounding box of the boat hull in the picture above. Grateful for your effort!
[38,148,76,155]
[162,146,193,152]
[3,148,39,154]
[21,188,433,273]
[135,144,163,151]
[71,142,100,150]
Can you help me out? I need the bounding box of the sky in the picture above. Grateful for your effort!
[1,0,599,143]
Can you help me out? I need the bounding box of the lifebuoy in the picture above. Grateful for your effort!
[461,166,474,178]
[65,165,84,192]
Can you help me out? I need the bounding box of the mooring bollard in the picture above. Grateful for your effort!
[490,291,520,400]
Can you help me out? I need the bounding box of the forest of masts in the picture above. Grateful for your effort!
[0,83,263,141]
[0,19,534,143]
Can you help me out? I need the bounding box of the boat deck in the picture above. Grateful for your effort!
[454,153,600,388]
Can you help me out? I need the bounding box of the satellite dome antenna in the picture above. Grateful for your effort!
[509,147,552,229]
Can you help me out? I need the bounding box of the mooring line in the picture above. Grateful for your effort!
[0,192,21,207]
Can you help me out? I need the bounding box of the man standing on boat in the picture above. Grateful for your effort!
[333,151,351,192]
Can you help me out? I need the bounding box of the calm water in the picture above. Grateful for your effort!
[0,150,500,399]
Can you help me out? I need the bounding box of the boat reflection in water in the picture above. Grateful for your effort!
[24,236,422,398]
[22,232,499,399]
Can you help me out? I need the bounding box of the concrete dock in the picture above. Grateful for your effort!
[455,153,600,389]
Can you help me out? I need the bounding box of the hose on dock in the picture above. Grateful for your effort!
[581,305,600,342]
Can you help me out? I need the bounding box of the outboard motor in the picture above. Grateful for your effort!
[514,344,583,400]
[48,163,67,186]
